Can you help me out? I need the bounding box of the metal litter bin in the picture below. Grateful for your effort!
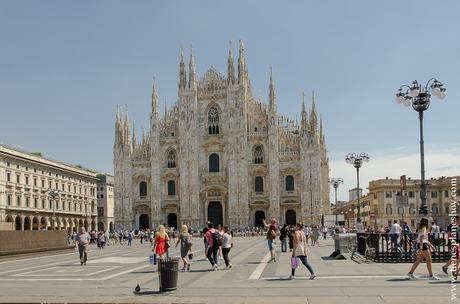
[158,257,179,292]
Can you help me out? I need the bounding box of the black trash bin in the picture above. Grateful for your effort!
[158,257,179,292]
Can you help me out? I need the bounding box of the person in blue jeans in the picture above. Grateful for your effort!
[127,231,133,246]
[290,222,315,280]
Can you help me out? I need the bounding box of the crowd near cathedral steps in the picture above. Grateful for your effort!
[113,41,330,231]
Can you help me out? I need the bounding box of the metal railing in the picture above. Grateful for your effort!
[356,232,450,263]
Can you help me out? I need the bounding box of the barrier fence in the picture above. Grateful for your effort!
[356,232,451,263]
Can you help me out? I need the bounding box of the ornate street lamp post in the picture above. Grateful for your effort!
[345,153,370,227]
[47,189,61,230]
[330,178,344,225]
[395,79,446,216]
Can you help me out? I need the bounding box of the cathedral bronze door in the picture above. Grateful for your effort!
[255,211,265,227]
[285,209,296,225]
[167,213,177,229]
[208,201,223,226]
[139,214,149,230]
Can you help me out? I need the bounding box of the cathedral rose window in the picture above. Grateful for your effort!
[207,106,220,134]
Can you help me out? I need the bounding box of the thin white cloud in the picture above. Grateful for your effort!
[329,143,460,203]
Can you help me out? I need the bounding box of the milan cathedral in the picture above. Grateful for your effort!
[113,41,330,230]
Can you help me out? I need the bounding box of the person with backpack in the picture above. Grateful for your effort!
[175,225,192,271]
[263,218,278,263]
[204,222,220,270]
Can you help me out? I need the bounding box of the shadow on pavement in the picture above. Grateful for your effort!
[133,290,162,296]
[387,278,412,282]
[264,277,291,281]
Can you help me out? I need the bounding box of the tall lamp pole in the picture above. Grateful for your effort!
[395,79,446,217]
[47,189,61,230]
[329,178,344,225]
[345,153,370,226]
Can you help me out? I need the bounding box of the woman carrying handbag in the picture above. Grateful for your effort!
[290,222,316,280]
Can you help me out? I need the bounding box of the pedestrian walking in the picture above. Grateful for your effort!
[263,218,278,262]
[221,226,233,269]
[289,223,315,280]
[153,225,170,259]
[280,224,288,253]
[175,225,192,271]
[76,227,90,265]
[127,231,133,246]
[442,215,460,278]
[407,219,440,280]
[204,222,219,270]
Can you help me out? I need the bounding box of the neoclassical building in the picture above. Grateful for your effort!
[0,145,98,231]
[114,41,330,230]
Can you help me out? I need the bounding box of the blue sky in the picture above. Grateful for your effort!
[1,0,459,201]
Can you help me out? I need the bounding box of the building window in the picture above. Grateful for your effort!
[91,201,95,213]
[385,191,392,198]
[6,173,10,182]
[432,204,439,214]
[42,199,45,209]
[7,195,11,206]
[445,204,450,214]
[34,198,38,208]
[16,175,20,183]
[49,181,52,188]
[209,153,220,172]
[26,197,30,207]
[445,190,449,198]
[97,207,104,217]
[139,181,148,197]
[207,106,220,134]
[285,175,294,191]
[167,149,176,168]
[100,194,104,199]
[41,180,45,187]
[16,196,20,206]
[385,205,392,215]
[255,176,264,193]
[408,191,414,198]
[49,201,52,209]
[167,180,176,196]
[409,204,416,214]
[431,191,438,198]
[6,162,10,167]
[34,178,37,186]
[397,207,404,214]
[254,146,264,164]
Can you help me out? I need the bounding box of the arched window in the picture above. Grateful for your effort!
[167,150,176,168]
[208,106,220,134]
[167,180,176,196]
[285,175,294,191]
[209,153,220,172]
[139,181,148,197]
[255,176,264,193]
[254,146,264,164]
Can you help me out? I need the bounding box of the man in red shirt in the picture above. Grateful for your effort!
[204,222,219,270]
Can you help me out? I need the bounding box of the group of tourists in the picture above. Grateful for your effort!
[202,222,233,270]
[263,218,316,279]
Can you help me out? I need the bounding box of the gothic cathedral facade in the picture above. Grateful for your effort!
[113,41,330,230]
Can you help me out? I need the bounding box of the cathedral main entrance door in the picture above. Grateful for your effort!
[208,201,223,226]
[254,211,265,227]
[167,213,177,229]
[286,209,296,225]
[139,214,149,230]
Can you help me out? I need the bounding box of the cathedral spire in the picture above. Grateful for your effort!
[310,91,318,136]
[179,48,187,89]
[164,100,168,119]
[301,91,309,135]
[237,40,246,85]
[269,66,277,113]
[151,77,158,114]
[132,123,137,149]
[188,45,196,89]
[227,40,235,85]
